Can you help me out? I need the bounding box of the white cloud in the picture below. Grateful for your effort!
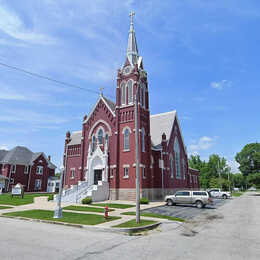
[227,160,240,173]
[0,144,8,150]
[189,136,215,153]
[0,5,56,45]
[210,80,232,90]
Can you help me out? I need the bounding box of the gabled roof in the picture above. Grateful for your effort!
[0,146,56,168]
[68,131,82,146]
[150,111,176,146]
[103,96,116,112]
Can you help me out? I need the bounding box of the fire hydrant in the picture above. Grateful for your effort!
[104,205,109,219]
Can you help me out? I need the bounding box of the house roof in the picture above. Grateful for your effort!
[68,131,82,146]
[103,96,116,112]
[0,146,56,169]
[150,110,176,146]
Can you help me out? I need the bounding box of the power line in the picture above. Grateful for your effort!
[0,61,115,99]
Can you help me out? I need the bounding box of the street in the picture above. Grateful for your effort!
[0,192,260,260]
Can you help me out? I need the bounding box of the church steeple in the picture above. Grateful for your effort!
[126,11,139,66]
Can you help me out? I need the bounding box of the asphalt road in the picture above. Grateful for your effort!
[0,193,260,260]
[142,198,229,220]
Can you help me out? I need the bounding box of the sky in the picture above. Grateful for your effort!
[0,0,259,172]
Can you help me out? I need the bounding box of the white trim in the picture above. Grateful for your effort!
[123,164,130,168]
[88,119,112,139]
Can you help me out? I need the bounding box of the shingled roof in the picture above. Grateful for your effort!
[0,146,56,169]
[68,131,82,146]
[150,110,176,147]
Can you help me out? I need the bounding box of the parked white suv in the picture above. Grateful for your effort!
[165,190,213,208]
[207,189,231,199]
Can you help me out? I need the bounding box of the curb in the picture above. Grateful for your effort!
[0,215,161,234]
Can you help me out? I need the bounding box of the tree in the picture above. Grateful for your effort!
[235,143,260,176]
[247,173,260,189]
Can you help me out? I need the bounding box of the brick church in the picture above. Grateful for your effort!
[62,13,199,202]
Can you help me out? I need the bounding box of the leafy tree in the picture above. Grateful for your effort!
[235,143,260,176]
[247,173,260,189]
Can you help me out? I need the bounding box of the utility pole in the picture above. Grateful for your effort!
[218,161,222,190]
[134,85,140,223]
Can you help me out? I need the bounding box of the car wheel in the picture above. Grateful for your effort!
[222,194,227,199]
[167,199,173,206]
[196,201,203,209]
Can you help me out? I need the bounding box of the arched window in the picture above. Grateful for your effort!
[92,135,96,152]
[121,82,126,105]
[124,128,130,150]
[140,85,143,106]
[128,80,133,104]
[105,133,109,144]
[141,128,145,152]
[169,154,174,178]
[98,129,103,144]
[182,158,186,180]
[174,137,181,178]
[142,85,146,108]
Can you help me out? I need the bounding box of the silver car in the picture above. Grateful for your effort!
[165,190,213,208]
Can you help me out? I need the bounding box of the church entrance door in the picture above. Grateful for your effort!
[94,169,102,185]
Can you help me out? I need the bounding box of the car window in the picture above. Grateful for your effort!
[175,191,183,196]
[182,191,190,196]
[193,192,208,196]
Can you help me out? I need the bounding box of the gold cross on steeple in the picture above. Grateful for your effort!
[129,11,135,24]
[99,87,104,96]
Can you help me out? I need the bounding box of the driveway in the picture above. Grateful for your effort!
[142,198,230,220]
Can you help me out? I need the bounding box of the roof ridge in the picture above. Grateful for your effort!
[150,110,176,118]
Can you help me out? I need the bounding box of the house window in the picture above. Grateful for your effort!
[141,128,145,152]
[11,165,16,173]
[98,129,103,144]
[35,179,42,190]
[36,166,43,175]
[121,82,126,105]
[169,154,174,178]
[70,169,75,179]
[92,135,96,152]
[105,133,109,144]
[127,80,133,104]
[142,167,146,179]
[140,85,143,106]
[24,165,29,174]
[174,137,181,178]
[10,178,14,184]
[142,85,146,108]
[190,175,192,184]
[123,167,129,178]
[124,128,130,150]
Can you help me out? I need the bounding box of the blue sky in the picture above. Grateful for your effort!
[0,0,259,172]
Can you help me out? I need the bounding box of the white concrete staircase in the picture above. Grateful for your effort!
[54,181,109,203]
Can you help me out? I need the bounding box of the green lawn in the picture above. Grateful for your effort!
[91,203,135,209]
[121,211,185,222]
[232,192,244,197]
[63,205,115,213]
[0,193,53,206]
[0,206,12,210]
[113,219,157,228]
[3,210,121,225]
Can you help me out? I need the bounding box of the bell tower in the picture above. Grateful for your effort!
[115,12,152,200]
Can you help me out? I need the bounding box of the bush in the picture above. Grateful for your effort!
[140,197,149,204]
[82,197,92,204]
[48,194,54,201]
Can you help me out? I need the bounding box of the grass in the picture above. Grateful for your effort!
[91,203,135,209]
[0,206,12,210]
[121,211,185,222]
[232,192,244,197]
[3,210,121,225]
[63,205,115,213]
[113,219,157,228]
[0,193,53,206]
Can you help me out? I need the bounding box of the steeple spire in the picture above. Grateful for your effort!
[127,11,139,66]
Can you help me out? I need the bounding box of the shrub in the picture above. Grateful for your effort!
[48,194,54,201]
[140,197,149,204]
[82,197,92,204]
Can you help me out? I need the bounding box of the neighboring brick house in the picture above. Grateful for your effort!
[0,146,56,192]
[63,14,200,201]
[188,168,200,190]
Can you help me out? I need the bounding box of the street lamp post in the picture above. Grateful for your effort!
[134,85,140,223]
[53,165,64,218]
